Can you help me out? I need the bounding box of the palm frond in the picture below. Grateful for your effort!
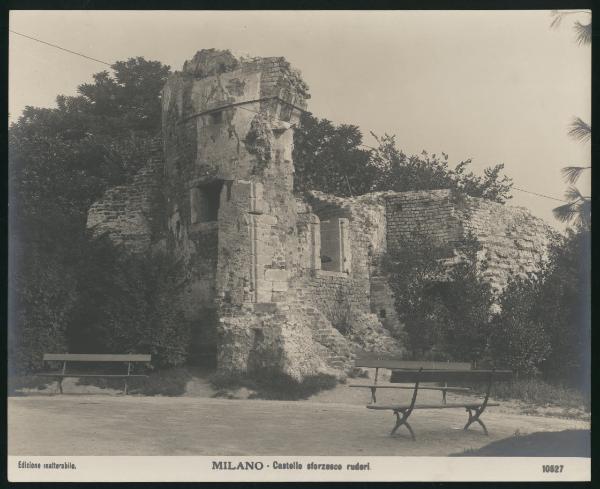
[553,194,591,227]
[574,21,592,45]
[553,201,580,223]
[568,117,591,143]
[560,166,590,184]
[564,185,584,202]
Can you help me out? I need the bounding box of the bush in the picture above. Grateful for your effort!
[66,237,192,368]
[9,248,78,374]
[488,378,589,410]
[538,228,590,390]
[77,367,193,396]
[490,228,590,390]
[8,375,53,396]
[487,276,551,376]
[210,370,338,400]
[384,232,493,363]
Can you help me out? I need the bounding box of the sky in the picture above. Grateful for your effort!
[9,10,591,227]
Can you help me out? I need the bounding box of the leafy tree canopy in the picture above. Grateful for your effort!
[293,115,513,203]
[9,57,171,373]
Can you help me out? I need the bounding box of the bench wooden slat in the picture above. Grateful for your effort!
[43,354,151,362]
[354,359,471,370]
[367,402,500,410]
[349,384,471,392]
[390,369,512,383]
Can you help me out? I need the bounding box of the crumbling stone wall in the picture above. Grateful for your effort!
[383,189,553,293]
[297,192,404,354]
[87,139,165,254]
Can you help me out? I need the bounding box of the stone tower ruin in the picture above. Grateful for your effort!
[88,49,553,383]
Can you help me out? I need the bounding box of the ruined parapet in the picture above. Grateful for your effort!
[458,196,553,292]
[383,189,553,293]
[161,49,309,184]
[86,139,165,254]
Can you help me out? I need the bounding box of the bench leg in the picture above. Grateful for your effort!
[464,407,488,436]
[58,378,63,395]
[391,410,416,441]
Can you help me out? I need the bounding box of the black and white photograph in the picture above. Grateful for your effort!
[7,9,591,482]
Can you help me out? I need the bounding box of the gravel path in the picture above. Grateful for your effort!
[8,394,588,456]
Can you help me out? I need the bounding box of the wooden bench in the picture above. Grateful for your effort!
[37,354,152,395]
[350,358,473,404]
[365,368,512,440]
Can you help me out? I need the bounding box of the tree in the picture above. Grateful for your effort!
[293,118,514,204]
[370,134,513,203]
[537,228,590,388]
[490,227,590,386]
[488,276,552,376]
[550,10,592,45]
[550,11,592,228]
[9,57,171,372]
[292,114,375,196]
[552,118,591,228]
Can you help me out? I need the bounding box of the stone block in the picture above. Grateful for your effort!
[271,280,288,292]
[264,268,288,282]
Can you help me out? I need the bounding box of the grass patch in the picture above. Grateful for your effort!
[8,375,53,396]
[492,378,588,410]
[465,377,589,411]
[210,370,338,400]
[76,367,193,396]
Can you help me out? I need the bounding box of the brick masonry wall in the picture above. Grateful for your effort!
[458,196,553,293]
[86,140,165,254]
[385,189,463,252]
[383,189,553,293]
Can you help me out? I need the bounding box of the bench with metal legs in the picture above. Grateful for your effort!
[389,369,421,440]
[366,368,509,440]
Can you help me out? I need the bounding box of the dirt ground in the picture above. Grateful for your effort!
[8,375,589,456]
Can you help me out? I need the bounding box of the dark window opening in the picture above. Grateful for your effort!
[379,309,387,319]
[319,218,345,272]
[191,181,223,224]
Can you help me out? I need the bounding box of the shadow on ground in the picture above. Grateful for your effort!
[451,429,590,457]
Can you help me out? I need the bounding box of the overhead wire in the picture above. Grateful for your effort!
[10,29,571,204]
[9,29,113,67]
